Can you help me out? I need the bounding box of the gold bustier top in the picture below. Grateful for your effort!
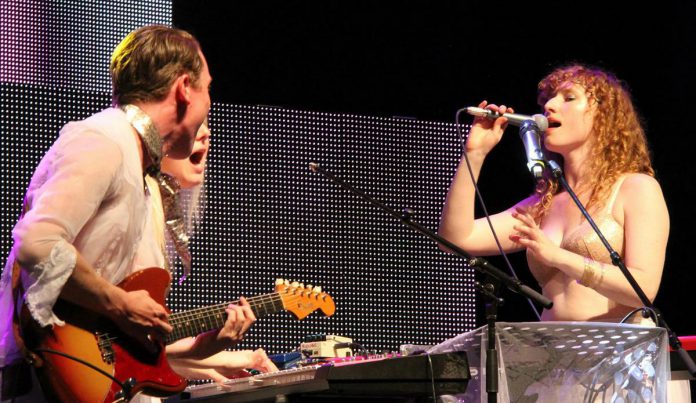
[527,176,627,287]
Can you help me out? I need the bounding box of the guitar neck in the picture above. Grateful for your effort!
[166,293,284,344]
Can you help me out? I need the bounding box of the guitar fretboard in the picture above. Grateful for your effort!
[166,293,285,343]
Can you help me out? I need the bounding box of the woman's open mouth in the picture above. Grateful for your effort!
[189,149,206,165]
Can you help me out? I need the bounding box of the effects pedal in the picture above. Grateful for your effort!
[300,334,353,358]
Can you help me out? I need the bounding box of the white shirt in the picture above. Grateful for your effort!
[0,107,155,367]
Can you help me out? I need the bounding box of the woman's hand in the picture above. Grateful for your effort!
[510,207,560,267]
[169,348,279,384]
[464,100,513,156]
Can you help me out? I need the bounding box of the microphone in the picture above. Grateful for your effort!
[465,106,548,132]
[465,106,548,180]
[519,120,546,180]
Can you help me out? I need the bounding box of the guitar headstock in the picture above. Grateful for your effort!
[275,279,336,320]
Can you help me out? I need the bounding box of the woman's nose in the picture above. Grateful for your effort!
[544,97,557,114]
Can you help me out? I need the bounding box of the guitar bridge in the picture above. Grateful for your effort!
[96,332,115,364]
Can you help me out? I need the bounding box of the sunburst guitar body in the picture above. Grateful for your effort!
[20,268,335,402]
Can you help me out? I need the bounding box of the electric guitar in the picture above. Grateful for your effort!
[20,267,335,402]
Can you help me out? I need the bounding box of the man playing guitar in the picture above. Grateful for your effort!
[0,25,257,402]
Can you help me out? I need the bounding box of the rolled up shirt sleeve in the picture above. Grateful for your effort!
[12,126,124,327]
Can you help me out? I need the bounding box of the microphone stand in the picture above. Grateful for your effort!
[547,159,696,378]
[309,162,553,403]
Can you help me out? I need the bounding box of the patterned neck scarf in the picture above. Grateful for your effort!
[120,104,192,282]
[158,172,192,283]
[120,104,163,177]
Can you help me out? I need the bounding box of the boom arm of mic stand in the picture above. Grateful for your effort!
[547,160,696,377]
[308,162,553,309]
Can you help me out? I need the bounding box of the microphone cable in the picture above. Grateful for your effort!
[619,307,659,325]
[454,108,541,320]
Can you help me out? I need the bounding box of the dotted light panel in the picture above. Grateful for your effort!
[165,105,476,353]
[0,0,476,357]
[0,0,171,91]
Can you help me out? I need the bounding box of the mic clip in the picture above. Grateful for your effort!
[527,161,545,180]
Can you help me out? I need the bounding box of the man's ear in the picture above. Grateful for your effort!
[175,74,192,104]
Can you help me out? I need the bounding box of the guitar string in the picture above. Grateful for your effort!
[165,292,332,341]
[168,292,330,328]
[169,291,331,323]
[182,289,331,312]
[101,291,332,343]
[170,297,275,340]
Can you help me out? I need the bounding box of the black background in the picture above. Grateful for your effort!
[173,1,696,335]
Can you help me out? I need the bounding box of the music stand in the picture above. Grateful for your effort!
[429,321,669,402]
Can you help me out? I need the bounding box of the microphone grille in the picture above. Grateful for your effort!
[533,114,549,132]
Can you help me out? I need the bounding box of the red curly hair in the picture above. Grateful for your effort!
[532,64,654,219]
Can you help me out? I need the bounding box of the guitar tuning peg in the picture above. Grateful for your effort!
[291,281,299,288]
[275,278,284,285]
[313,286,322,293]
[306,284,313,290]
[284,280,290,286]
[299,283,305,289]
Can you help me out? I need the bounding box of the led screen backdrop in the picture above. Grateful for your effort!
[0,0,476,355]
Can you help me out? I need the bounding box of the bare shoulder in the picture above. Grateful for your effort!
[617,173,668,220]
[619,173,663,197]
